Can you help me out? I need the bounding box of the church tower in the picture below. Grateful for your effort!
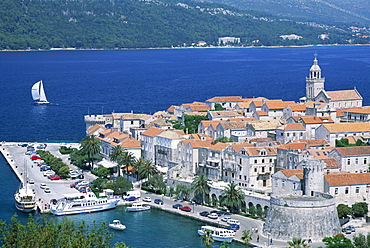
[306,56,325,101]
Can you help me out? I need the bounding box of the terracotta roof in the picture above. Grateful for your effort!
[336,108,361,117]
[209,111,244,118]
[184,112,208,116]
[189,133,213,141]
[206,96,243,103]
[344,106,370,114]
[86,124,106,135]
[228,117,256,122]
[325,173,370,186]
[280,169,304,180]
[278,142,307,150]
[326,89,362,101]
[292,139,329,146]
[248,120,283,131]
[114,113,152,120]
[167,105,176,112]
[151,118,172,126]
[265,100,296,110]
[242,97,268,102]
[305,101,328,109]
[280,123,305,131]
[244,147,277,156]
[308,149,330,159]
[230,143,254,152]
[189,105,211,111]
[323,122,370,133]
[288,104,306,112]
[181,140,213,148]
[255,110,268,116]
[141,127,164,138]
[200,120,222,129]
[157,130,185,140]
[321,158,341,168]
[118,137,141,148]
[220,121,247,130]
[209,142,230,151]
[334,146,370,156]
[237,102,251,108]
[299,116,334,124]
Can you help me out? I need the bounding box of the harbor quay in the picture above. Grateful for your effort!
[0,141,334,247]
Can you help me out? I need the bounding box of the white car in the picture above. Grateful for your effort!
[227,219,240,225]
[44,187,51,193]
[44,170,55,177]
[221,216,231,222]
[207,213,218,219]
[40,183,47,189]
[28,179,35,184]
[142,197,151,202]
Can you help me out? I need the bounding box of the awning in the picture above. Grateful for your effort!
[98,158,117,168]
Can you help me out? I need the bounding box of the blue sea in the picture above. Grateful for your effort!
[1,46,370,247]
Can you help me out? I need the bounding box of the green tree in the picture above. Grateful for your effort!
[176,184,191,200]
[105,176,133,195]
[191,174,212,204]
[287,237,310,248]
[248,206,256,216]
[337,204,352,218]
[321,234,354,248]
[353,233,370,248]
[211,136,234,145]
[352,202,368,217]
[109,145,126,177]
[148,174,166,192]
[184,114,208,134]
[214,103,225,111]
[121,150,136,179]
[138,159,157,179]
[80,135,101,168]
[201,229,214,247]
[219,182,245,213]
[241,230,253,246]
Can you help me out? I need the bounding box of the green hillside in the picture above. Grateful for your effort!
[0,0,364,50]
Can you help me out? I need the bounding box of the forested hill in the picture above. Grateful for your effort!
[0,0,363,50]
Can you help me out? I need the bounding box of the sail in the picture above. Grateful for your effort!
[39,80,48,102]
[31,81,41,101]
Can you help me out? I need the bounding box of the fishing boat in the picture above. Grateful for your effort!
[126,202,150,212]
[31,80,50,104]
[108,220,126,230]
[197,226,235,243]
[14,161,37,212]
[50,190,120,215]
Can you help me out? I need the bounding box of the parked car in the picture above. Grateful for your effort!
[179,206,192,212]
[224,224,240,231]
[50,199,58,205]
[199,211,210,217]
[44,187,51,193]
[40,183,47,189]
[221,216,231,222]
[210,210,221,216]
[28,179,34,184]
[43,170,54,177]
[142,197,151,202]
[70,180,84,188]
[208,213,219,219]
[125,196,137,201]
[154,199,164,205]
[227,219,240,225]
[40,166,51,171]
[49,174,61,180]
[31,155,42,160]
[347,225,356,232]
[172,204,183,209]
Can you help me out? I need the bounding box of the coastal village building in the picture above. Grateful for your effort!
[215,120,248,141]
[329,146,370,173]
[296,116,334,139]
[275,123,306,145]
[198,120,221,139]
[119,113,154,134]
[207,110,244,121]
[141,127,165,163]
[245,120,283,141]
[260,100,296,120]
[205,96,243,110]
[315,122,370,146]
[340,106,370,122]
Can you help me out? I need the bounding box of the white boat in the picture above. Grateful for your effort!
[108,220,126,230]
[197,226,235,243]
[50,190,120,215]
[14,183,37,212]
[31,80,50,104]
[126,202,150,212]
[14,160,37,212]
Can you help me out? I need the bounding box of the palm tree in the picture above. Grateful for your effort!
[241,230,253,246]
[176,185,191,200]
[201,229,214,247]
[191,174,211,204]
[138,159,157,179]
[134,157,146,180]
[287,237,310,248]
[109,145,125,177]
[121,150,136,179]
[219,182,245,213]
[80,135,101,168]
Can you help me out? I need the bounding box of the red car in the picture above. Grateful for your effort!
[179,206,192,212]
[31,155,42,160]
[49,175,61,180]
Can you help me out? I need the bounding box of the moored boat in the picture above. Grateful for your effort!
[126,202,150,212]
[50,189,120,215]
[197,225,235,243]
[14,183,37,212]
[108,220,126,230]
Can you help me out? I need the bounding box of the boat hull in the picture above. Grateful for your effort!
[198,226,235,243]
[15,203,37,212]
[108,224,126,230]
[126,206,150,212]
[50,199,120,216]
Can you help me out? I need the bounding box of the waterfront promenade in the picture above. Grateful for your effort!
[0,141,351,248]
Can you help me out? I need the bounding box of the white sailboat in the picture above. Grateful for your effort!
[31,80,50,104]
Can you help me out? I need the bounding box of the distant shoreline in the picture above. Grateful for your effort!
[1,43,369,52]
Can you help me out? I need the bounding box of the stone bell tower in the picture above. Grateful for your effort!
[303,159,325,196]
[306,56,325,101]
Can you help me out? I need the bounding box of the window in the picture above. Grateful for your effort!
[282,181,285,188]
[262,159,265,163]
[345,187,349,194]
[365,158,367,165]
[239,158,242,164]
[254,168,257,172]
[355,158,358,165]
[254,159,258,164]
[334,188,338,195]
[262,167,265,173]
[347,159,350,166]
[356,187,360,193]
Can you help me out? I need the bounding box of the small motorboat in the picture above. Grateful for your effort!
[108,220,126,231]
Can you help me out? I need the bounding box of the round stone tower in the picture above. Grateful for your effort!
[303,159,325,196]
